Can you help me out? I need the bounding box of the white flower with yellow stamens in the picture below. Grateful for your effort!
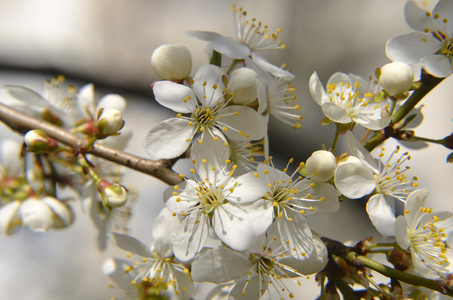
[255,158,340,260]
[335,132,419,236]
[191,223,328,300]
[386,0,453,78]
[395,189,453,278]
[106,208,193,299]
[143,64,267,160]
[164,158,270,262]
[309,71,392,130]
[185,5,294,80]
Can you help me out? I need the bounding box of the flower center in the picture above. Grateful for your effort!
[326,81,375,117]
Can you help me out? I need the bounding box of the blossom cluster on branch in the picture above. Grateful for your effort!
[1,1,453,299]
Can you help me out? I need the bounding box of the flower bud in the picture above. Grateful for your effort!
[305,150,337,182]
[97,179,128,208]
[96,108,124,138]
[24,129,58,153]
[151,44,192,80]
[379,62,414,96]
[227,68,259,105]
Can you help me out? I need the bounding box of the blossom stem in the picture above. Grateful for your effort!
[364,73,444,152]
[330,123,341,154]
[346,253,453,297]
[0,103,183,186]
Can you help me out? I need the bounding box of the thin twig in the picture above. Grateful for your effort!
[0,103,183,186]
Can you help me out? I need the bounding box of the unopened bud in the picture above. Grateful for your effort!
[97,108,124,138]
[151,44,192,80]
[97,179,128,207]
[305,150,337,182]
[227,68,259,104]
[24,129,58,153]
[379,62,414,96]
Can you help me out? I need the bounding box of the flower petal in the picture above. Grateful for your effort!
[346,132,378,171]
[191,247,251,283]
[212,36,251,59]
[404,188,429,229]
[251,52,294,80]
[143,118,196,159]
[77,83,95,118]
[42,197,74,228]
[386,32,440,64]
[164,180,199,213]
[111,233,153,257]
[0,201,21,236]
[321,102,352,123]
[173,209,210,261]
[405,1,432,32]
[282,236,328,275]
[152,207,180,258]
[218,105,266,141]
[101,258,135,290]
[153,81,197,113]
[334,162,376,199]
[241,199,273,235]
[395,216,410,250]
[192,64,226,107]
[97,94,127,112]
[366,194,396,236]
[213,203,257,251]
[20,198,54,232]
[421,54,453,78]
[226,171,267,204]
[277,209,314,260]
[308,71,329,106]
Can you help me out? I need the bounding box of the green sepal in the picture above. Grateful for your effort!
[210,50,222,67]
[298,165,308,177]
[373,90,386,103]
[409,81,421,91]
[321,116,332,125]
[447,152,453,163]
[339,122,352,134]
[375,67,381,80]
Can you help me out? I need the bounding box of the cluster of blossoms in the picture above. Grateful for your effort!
[1,1,453,299]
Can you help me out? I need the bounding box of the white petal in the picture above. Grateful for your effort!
[213,204,257,251]
[164,180,199,213]
[355,115,392,130]
[346,132,378,171]
[143,118,196,159]
[411,247,440,279]
[0,139,23,176]
[328,72,352,86]
[97,94,127,112]
[386,32,440,64]
[395,216,410,250]
[77,83,95,118]
[152,207,180,258]
[173,209,210,261]
[184,30,224,42]
[282,236,328,275]
[20,198,53,232]
[366,194,396,236]
[294,180,340,214]
[230,275,262,300]
[101,258,135,290]
[433,0,453,36]
[111,233,152,257]
[42,197,74,228]
[421,54,453,78]
[308,71,329,106]
[1,85,47,111]
[153,81,197,113]
[251,52,294,80]
[0,201,21,236]
[321,102,352,123]
[334,162,376,199]
[405,1,432,31]
[226,171,267,204]
[212,36,251,59]
[278,210,314,260]
[241,199,274,235]
[191,128,230,180]
[218,105,266,141]
[192,64,226,107]
[191,247,251,283]
[405,188,429,229]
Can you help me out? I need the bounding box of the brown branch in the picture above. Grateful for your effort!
[0,103,183,186]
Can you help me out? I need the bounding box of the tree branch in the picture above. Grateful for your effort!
[0,103,183,186]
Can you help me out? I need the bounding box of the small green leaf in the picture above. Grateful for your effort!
[321,116,332,125]
[339,122,352,134]
[298,165,308,177]
[210,50,222,67]
[375,67,381,80]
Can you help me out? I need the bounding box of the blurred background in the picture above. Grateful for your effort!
[0,0,452,299]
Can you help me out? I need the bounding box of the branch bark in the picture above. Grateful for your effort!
[0,103,183,186]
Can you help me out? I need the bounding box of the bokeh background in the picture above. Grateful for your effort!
[0,0,452,299]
